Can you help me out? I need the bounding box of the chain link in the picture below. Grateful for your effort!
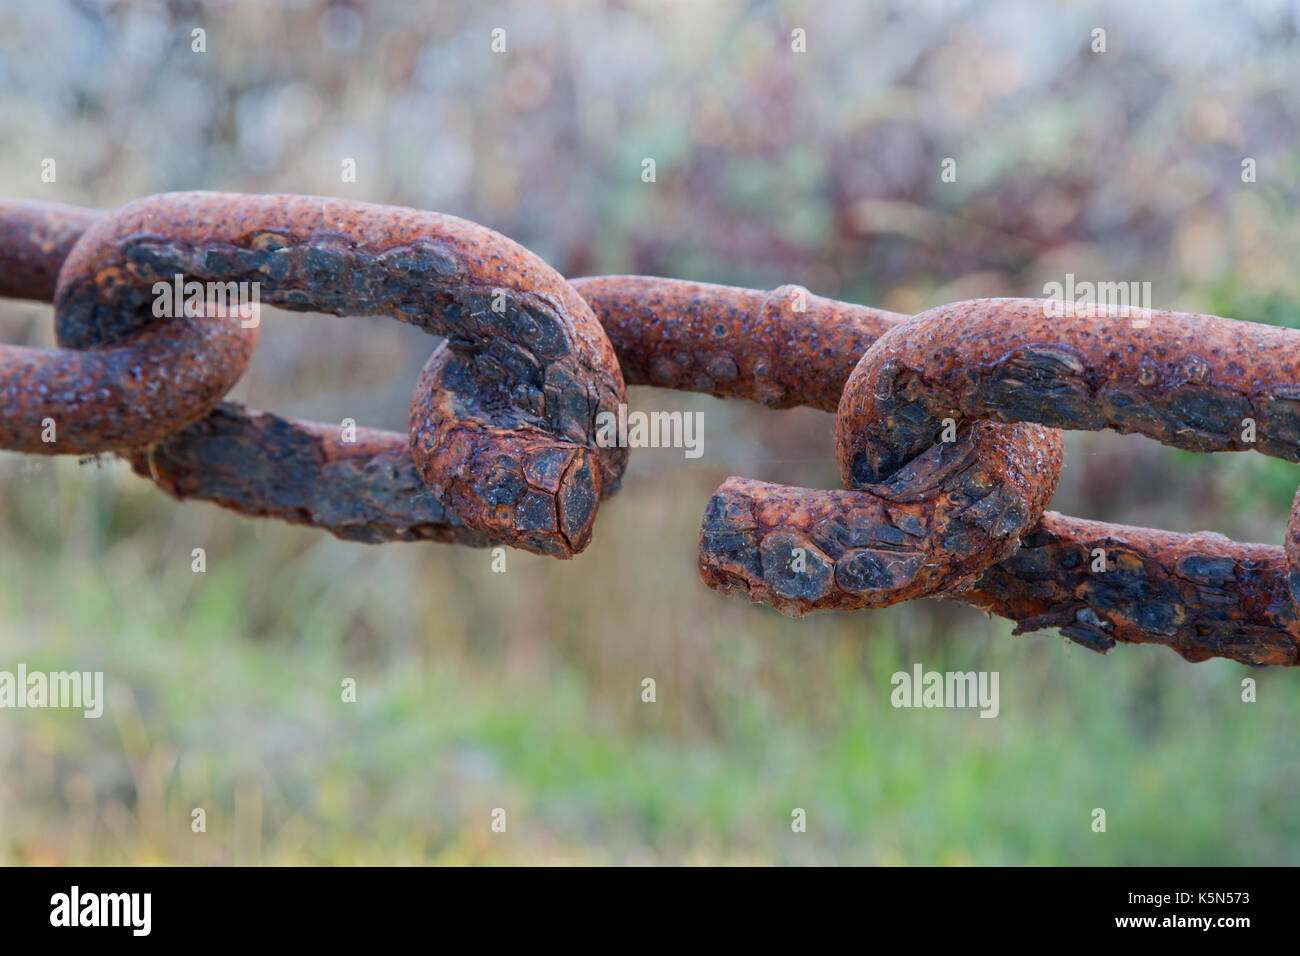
[2,193,1296,666]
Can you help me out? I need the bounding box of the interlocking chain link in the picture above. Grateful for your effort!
[2,193,1296,667]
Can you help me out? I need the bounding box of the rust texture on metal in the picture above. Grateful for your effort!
[126,402,496,547]
[967,513,1298,667]
[698,419,1062,614]
[826,297,1300,664]
[1,199,256,454]
[53,192,629,557]
[572,275,904,411]
[0,200,104,302]
[579,276,1065,616]
[1,312,258,454]
[837,297,1300,482]
[3,196,1299,667]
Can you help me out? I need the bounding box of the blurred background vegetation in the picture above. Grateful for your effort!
[2,0,1300,864]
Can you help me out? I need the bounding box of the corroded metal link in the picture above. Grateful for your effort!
[571,275,904,410]
[578,277,1065,610]
[4,198,1299,665]
[123,273,898,544]
[1,316,258,454]
[54,192,628,557]
[699,416,1062,613]
[127,403,496,546]
[0,200,104,302]
[837,297,1300,483]
[581,283,1299,664]
[830,298,1300,664]
[0,201,257,454]
[966,512,1298,666]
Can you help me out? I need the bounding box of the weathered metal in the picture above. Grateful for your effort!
[837,297,1300,482]
[967,512,1298,666]
[3,195,1297,666]
[0,200,103,302]
[571,275,903,411]
[829,298,1300,664]
[0,199,256,454]
[128,402,496,546]
[50,192,629,557]
[696,414,1062,613]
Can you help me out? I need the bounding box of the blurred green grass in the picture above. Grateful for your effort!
[3,423,1299,865]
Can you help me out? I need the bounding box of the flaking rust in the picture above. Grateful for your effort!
[837,297,1300,483]
[824,296,1300,663]
[5,197,1300,665]
[608,281,1300,664]
[126,403,497,547]
[0,200,256,454]
[966,513,1300,667]
[52,192,630,557]
[584,277,1068,617]
[699,420,1063,613]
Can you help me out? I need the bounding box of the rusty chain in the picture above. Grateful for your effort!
[2,192,1297,668]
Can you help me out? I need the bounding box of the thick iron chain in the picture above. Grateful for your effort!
[2,193,1296,667]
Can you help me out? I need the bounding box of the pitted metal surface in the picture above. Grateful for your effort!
[3,195,1296,666]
